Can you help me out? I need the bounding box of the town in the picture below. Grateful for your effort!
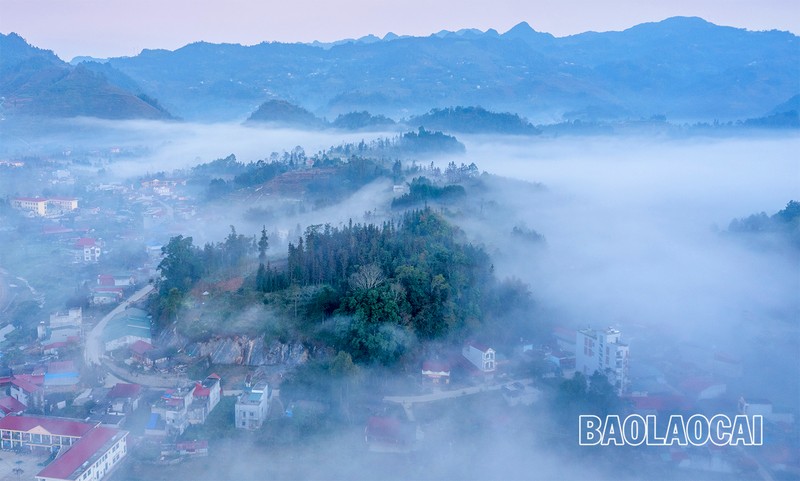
[0,143,796,481]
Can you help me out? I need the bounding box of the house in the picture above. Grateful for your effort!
[73,238,101,263]
[43,361,81,393]
[421,360,451,384]
[97,274,135,288]
[92,291,121,305]
[364,416,419,453]
[129,340,155,365]
[235,382,271,430]
[576,327,630,395]
[462,342,496,373]
[553,326,577,354]
[49,308,83,329]
[147,375,222,437]
[102,308,152,352]
[0,396,26,417]
[106,384,142,414]
[11,375,44,409]
[188,374,222,424]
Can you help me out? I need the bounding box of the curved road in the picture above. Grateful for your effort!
[84,283,155,366]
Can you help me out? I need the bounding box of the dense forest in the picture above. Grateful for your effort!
[152,208,541,365]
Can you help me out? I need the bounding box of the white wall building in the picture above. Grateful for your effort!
[462,342,496,372]
[576,327,630,395]
[235,383,271,430]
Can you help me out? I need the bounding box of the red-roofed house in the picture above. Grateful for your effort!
[11,376,44,409]
[0,396,26,416]
[129,340,154,364]
[106,384,143,414]
[364,416,418,453]
[421,361,451,384]
[72,237,101,263]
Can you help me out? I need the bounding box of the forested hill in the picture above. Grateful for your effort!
[0,33,172,120]
[153,208,541,365]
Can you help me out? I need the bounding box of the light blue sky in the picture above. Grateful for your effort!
[1,0,797,60]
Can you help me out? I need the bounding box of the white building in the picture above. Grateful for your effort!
[49,308,83,329]
[576,327,630,395]
[235,382,271,430]
[462,342,496,372]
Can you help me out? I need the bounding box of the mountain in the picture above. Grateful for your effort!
[0,33,172,120]
[13,17,794,123]
[331,111,396,130]
[409,106,541,135]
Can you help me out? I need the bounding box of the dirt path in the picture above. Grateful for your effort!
[84,284,154,366]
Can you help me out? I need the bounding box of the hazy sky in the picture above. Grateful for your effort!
[1,0,798,60]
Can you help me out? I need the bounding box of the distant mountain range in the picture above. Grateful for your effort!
[2,17,798,123]
[0,33,171,120]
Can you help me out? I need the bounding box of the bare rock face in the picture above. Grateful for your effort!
[183,336,309,366]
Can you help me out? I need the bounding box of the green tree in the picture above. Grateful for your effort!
[258,225,269,263]
[157,235,202,296]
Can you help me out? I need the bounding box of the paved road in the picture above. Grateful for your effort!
[384,378,534,421]
[84,283,154,366]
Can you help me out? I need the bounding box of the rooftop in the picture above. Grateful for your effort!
[37,427,124,479]
[107,383,142,399]
[0,415,94,437]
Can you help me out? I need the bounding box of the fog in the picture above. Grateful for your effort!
[1,119,797,480]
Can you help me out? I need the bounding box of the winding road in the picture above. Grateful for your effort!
[84,283,155,366]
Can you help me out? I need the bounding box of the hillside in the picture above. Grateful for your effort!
[246,99,325,127]
[409,106,541,134]
[0,33,172,120]
[100,17,798,122]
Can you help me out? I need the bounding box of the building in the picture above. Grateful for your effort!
[421,361,451,384]
[0,415,129,481]
[462,342,496,373]
[0,396,26,417]
[147,375,222,437]
[235,382,271,430]
[106,383,142,414]
[575,327,630,395]
[73,238,101,263]
[97,274,135,288]
[11,375,44,409]
[10,197,78,217]
[49,308,83,329]
[43,361,81,393]
[11,197,48,216]
[102,308,152,352]
[46,197,79,215]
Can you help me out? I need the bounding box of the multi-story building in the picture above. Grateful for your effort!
[46,197,79,214]
[235,382,271,430]
[11,197,48,216]
[0,415,128,481]
[147,375,222,437]
[73,238,101,263]
[575,327,630,395]
[10,197,78,217]
[462,342,496,372]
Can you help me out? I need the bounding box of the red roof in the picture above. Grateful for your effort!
[208,373,221,380]
[0,416,94,437]
[38,427,122,479]
[422,361,451,374]
[365,416,414,445]
[130,340,154,355]
[107,383,142,399]
[97,274,115,286]
[0,396,26,414]
[194,382,210,398]
[48,360,77,373]
[13,197,46,202]
[75,237,97,247]
[11,377,41,393]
